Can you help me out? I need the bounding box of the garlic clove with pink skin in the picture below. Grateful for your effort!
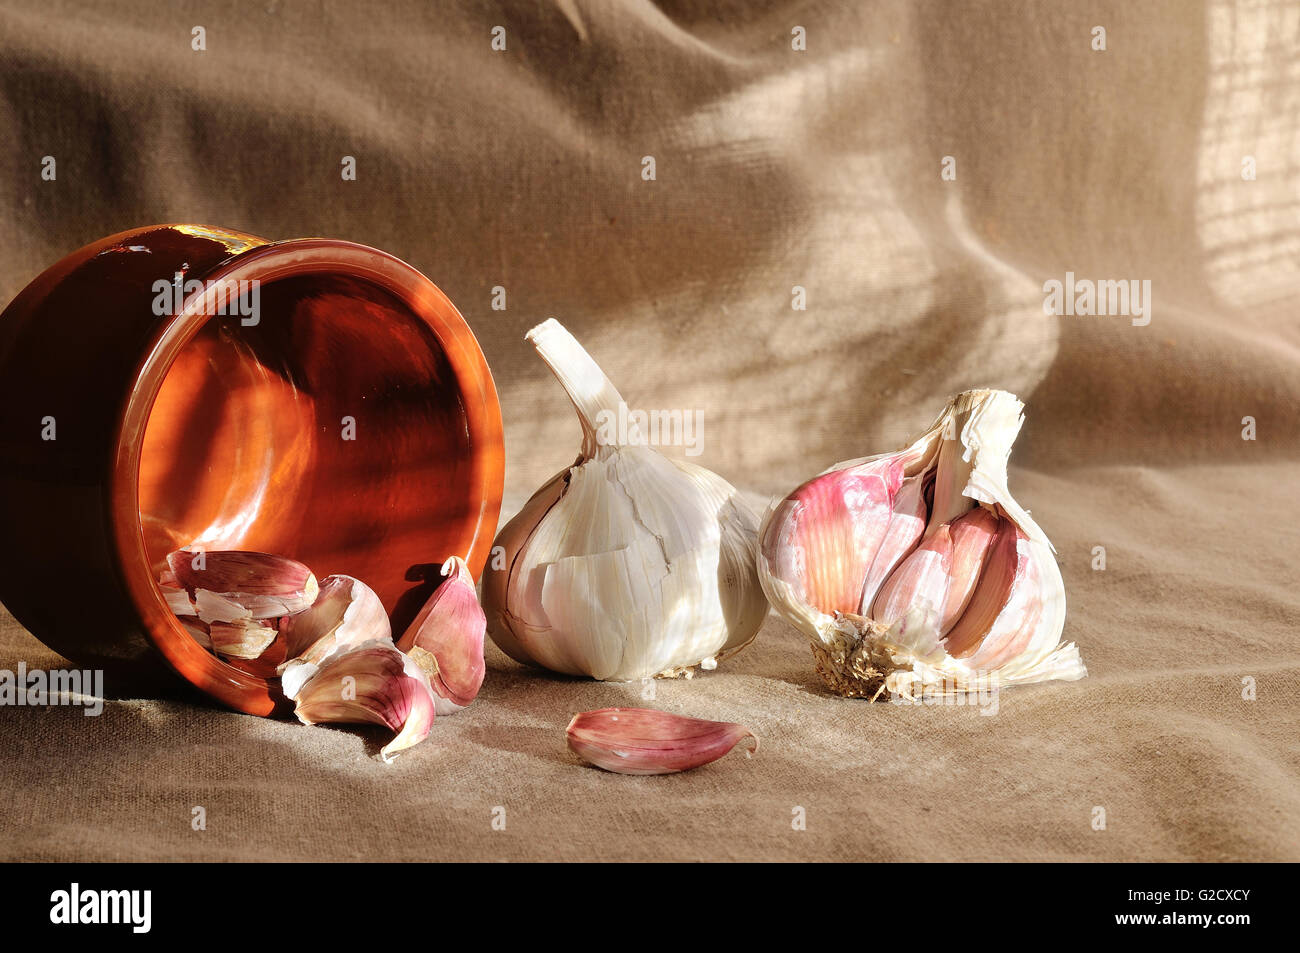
[870,524,952,627]
[762,456,908,617]
[395,556,485,715]
[566,708,758,775]
[939,505,1000,633]
[292,640,436,763]
[758,389,1085,700]
[167,549,319,619]
[857,474,929,614]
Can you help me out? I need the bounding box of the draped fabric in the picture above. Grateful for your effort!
[1,0,1296,860]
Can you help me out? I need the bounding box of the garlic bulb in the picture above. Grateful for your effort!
[757,389,1085,700]
[482,319,769,680]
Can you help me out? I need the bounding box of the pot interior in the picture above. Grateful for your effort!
[139,271,477,666]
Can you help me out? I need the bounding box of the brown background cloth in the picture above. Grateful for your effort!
[2,0,1298,861]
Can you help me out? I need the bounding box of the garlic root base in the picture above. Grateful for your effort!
[809,615,899,700]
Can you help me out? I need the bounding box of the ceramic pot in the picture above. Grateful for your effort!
[0,224,504,714]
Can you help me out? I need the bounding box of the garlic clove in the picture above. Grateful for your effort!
[857,473,929,613]
[941,505,1000,633]
[565,707,758,775]
[209,619,280,659]
[292,640,436,763]
[395,556,485,714]
[483,319,769,681]
[759,455,904,616]
[960,523,1044,672]
[277,575,391,701]
[167,549,319,619]
[870,524,952,626]
[763,457,903,617]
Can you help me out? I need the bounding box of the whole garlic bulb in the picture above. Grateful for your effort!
[757,389,1085,700]
[482,319,769,681]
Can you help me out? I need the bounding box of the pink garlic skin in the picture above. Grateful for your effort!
[566,707,758,776]
[761,457,902,615]
[293,640,436,763]
[760,456,929,620]
[395,556,486,715]
[167,549,318,619]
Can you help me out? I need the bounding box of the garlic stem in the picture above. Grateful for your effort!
[526,318,639,455]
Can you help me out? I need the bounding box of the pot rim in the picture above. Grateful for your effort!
[108,230,504,715]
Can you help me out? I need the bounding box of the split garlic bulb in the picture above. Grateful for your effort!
[757,389,1085,700]
[482,319,769,680]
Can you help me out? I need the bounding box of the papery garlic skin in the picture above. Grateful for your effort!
[758,389,1085,700]
[483,320,769,681]
[278,574,391,700]
[158,569,196,616]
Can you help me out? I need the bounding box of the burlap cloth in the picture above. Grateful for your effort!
[1,0,1297,861]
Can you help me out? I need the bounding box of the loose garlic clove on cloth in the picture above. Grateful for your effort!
[292,640,437,763]
[566,708,757,775]
[757,389,1086,700]
[482,319,769,681]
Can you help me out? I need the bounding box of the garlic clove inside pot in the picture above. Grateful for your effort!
[168,549,319,619]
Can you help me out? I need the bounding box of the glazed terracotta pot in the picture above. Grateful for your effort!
[0,225,504,715]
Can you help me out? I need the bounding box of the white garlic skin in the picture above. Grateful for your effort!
[482,320,769,681]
